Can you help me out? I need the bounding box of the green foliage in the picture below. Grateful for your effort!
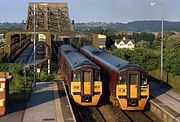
[112,48,160,71]
[9,74,24,92]
[0,62,24,75]
[10,62,24,76]
[151,39,161,49]
[164,35,180,76]
[9,62,25,92]
[110,45,117,51]
[131,32,155,45]
[0,63,9,72]
[8,62,32,101]
[37,71,49,82]
[136,40,150,48]
[106,36,115,49]
[112,48,132,61]
[0,62,31,96]
[37,71,56,82]
[75,21,180,32]
[149,70,180,93]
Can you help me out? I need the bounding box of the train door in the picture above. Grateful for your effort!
[128,71,140,99]
[82,69,93,95]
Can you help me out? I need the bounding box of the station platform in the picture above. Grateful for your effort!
[23,82,76,122]
[149,80,180,122]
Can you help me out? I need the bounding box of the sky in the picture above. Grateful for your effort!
[0,0,180,23]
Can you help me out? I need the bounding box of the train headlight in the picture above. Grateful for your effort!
[119,88,125,92]
[141,80,147,85]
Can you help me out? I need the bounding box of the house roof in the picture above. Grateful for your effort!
[115,39,135,44]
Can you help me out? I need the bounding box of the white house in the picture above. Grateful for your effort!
[115,37,135,50]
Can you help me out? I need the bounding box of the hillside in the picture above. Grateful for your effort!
[0,22,24,30]
[1,21,180,32]
[75,20,180,32]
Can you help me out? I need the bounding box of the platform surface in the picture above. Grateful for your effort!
[23,82,75,122]
[150,80,180,121]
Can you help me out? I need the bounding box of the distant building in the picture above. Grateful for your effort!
[92,34,106,49]
[0,34,5,42]
[115,37,135,49]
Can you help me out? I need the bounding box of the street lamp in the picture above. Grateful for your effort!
[39,3,51,74]
[32,2,48,91]
[150,2,164,84]
[33,3,36,90]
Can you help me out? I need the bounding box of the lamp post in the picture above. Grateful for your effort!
[33,3,36,90]
[33,3,48,90]
[150,2,164,84]
[40,3,50,74]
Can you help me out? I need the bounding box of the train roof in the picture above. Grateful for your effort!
[59,45,99,69]
[81,46,145,71]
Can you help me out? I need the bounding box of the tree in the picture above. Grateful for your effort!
[112,48,160,71]
[151,39,160,49]
[136,40,150,48]
[164,35,180,76]
[131,32,155,46]
[0,62,26,92]
[105,36,114,50]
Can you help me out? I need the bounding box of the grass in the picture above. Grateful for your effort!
[148,69,180,93]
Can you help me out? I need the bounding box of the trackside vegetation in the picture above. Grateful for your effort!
[0,62,32,102]
[0,62,56,102]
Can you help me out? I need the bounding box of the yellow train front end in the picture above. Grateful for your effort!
[70,68,102,106]
[116,70,149,110]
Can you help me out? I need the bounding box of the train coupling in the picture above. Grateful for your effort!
[82,96,92,102]
[128,100,138,106]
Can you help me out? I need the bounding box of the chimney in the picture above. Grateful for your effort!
[123,37,126,40]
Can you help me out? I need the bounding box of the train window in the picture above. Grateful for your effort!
[94,70,100,81]
[73,72,81,82]
[130,74,138,85]
[140,75,147,86]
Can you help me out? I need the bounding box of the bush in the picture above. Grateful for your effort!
[164,35,180,76]
[37,71,55,82]
[9,74,24,92]
[0,63,9,72]
[112,48,160,71]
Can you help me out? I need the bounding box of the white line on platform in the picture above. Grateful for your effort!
[62,81,77,122]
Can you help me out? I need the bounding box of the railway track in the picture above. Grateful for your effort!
[123,110,153,122]
[108,105,131,122]
[75,106,106,122]
[109,105,155,122]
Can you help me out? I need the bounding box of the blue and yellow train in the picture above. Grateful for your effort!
[58,45,102,106]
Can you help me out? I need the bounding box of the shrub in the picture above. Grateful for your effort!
[9,74,24,92]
